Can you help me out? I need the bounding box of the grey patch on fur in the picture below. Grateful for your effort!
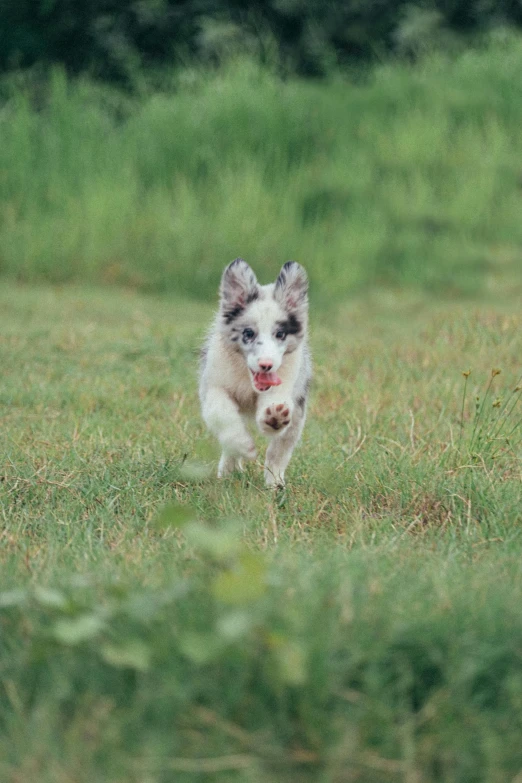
[223,304,244,324]
[277,313,302,337]
[274,261,308,308]
[220,259,259,315]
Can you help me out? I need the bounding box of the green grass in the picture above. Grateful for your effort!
[2,35,522,300]
[2,34,522,780]
[1,282,521,782]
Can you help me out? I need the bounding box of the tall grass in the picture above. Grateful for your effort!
[2,36,522,300]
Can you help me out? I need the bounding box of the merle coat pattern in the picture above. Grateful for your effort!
[199,259,311,487]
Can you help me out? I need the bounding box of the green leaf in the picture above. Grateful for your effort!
[153,502,197,531]
[100,640,151,671]
[179,632,223,665]
[33,586,68,609]
[53,614,105,645]
[179,460,213,482]
[184,521,241,559]
[0,589,27,608]
[275,640,308,686]
[216,610,253,640]
[212,551,267,605]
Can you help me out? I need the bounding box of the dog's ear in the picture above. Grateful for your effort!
[274,261,308,310]
[220,259,259,322]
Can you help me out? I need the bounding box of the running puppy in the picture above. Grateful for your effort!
[199,259,311,487]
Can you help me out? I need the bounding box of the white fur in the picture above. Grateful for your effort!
[199,259,311,487]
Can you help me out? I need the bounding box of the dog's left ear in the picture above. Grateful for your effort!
[220,258,259,323]
[274,261,308,310]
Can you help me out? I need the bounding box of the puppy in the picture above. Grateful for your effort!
[199,259,311,487]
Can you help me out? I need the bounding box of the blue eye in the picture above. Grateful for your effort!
[242,328,255,341]
[275,329,286,340]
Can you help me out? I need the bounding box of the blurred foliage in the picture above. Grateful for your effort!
[2,0,522,82]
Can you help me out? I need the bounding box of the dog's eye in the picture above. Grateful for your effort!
[275,329,286,340]
[242,328,255,341]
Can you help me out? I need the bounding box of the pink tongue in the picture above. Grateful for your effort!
[253,371,281,389]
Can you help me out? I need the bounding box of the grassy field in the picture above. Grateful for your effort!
[1,282,521,782]
[1,31,522,782]
[1,35,522,300]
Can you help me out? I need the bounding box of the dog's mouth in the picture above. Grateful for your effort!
[250,369,282,392]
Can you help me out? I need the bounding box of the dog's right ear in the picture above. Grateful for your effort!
[274,261,308,311]
[220,259,259,323]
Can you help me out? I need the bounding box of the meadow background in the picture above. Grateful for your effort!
[1,3,522,781]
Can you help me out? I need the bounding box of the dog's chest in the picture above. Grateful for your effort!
[226,373,258,414]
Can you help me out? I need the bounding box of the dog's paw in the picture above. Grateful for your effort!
[258,403,292,435]
[264,466,285,488]
[218,453,249,478]
[219,430,257,463]
[241,440,258,460]
[233,435,257,462]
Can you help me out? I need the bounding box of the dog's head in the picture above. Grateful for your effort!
[219,259,308,392]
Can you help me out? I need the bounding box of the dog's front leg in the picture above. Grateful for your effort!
[202,387,256,477]
[264,414,305,487]
[256,389,304,487]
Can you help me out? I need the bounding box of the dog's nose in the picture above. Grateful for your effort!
[258,358,273,372]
